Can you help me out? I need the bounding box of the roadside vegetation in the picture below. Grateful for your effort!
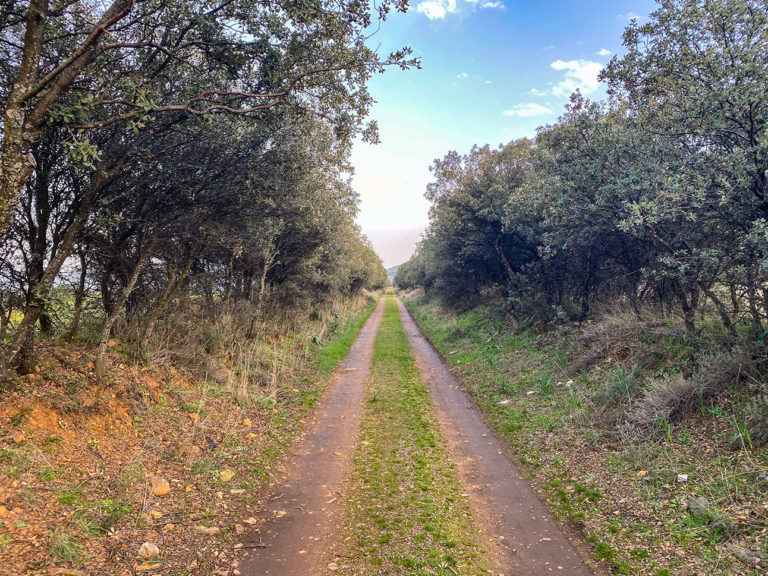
[402,291,767,576]
[1,293,379,574]
[0,1,405,573]
[0,0,411,377]
[336,296,490,575]
[396,2,768,574]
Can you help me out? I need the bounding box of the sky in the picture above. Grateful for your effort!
[352,0,657,268]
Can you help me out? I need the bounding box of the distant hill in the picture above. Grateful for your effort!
[387,265,400,279]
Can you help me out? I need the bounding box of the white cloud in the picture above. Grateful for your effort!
[456,72,469,79]
[550,59,603,97]
[417,0,502,19]
[529,88,547,96]
[503,103,554,118]
[416,0,457,19]
[597,48,612,57]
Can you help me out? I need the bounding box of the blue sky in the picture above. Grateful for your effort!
[353,0,657,268]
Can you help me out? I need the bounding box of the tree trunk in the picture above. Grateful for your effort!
[0,0,49,238]
[580,259,594,319]
[65,250,88,342]
[141,251,195,343]
[674,281,698,334]
[225,250,235,305]
[746,260,765,339]
[254,249,278,316]
[730,284,741,315]
[628,279,642,320]
[246,249,277,339]
[95,235,156,379]
[15,326,37,375]
[702,285,737,337]
[494,236,524,293]
[0,299,7,341]
[4,166,113,368]
[2,130,127,370]
[0,0,136,238]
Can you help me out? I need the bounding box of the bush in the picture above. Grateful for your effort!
[623,346,767,438]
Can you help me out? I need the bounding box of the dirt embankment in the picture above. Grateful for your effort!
[0,300,379,576]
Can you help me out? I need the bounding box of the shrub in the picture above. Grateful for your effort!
[623,347,767,438]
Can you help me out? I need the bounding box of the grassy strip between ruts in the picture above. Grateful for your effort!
[334,296,490,575]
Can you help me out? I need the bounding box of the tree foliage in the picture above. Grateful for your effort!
[397,0,768,335]
[0,0,399,373]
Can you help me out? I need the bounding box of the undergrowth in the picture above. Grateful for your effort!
[0,293,380,574]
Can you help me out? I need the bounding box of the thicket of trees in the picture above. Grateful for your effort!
[397,0,768,336]
[0,0,402,375]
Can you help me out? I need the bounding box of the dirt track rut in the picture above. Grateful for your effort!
[397,297,593,576]
[239,298,384,575]
[241,296,593,575]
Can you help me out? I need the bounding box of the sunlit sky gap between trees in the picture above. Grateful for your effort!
[353,0,656,267]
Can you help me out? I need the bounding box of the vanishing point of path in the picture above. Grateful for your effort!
[241,295,593,575]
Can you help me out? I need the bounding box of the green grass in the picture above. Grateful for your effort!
[57,489,85,506]
[48,529,84,564]
[337,296,489,575]
[316,298,379,374]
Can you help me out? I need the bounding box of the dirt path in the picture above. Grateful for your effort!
[239,298,384,575]
[396,297,594,576]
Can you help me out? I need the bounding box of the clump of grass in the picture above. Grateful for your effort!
[37,467,56,482]
[57,489,84,506]
[79,499,133,534]
[48,529,83,564]
[593,540,614,561]
[43,435,63,451]
[9,406,31,427]
[623,348,766,438]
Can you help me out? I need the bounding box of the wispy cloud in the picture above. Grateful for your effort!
[617,11,644,21]
[596,48,612,57]
[529,88,548,96]
[503,103,554,118]
[550,59,603,97]
[456,72,469,79]
[479,1,505,9]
